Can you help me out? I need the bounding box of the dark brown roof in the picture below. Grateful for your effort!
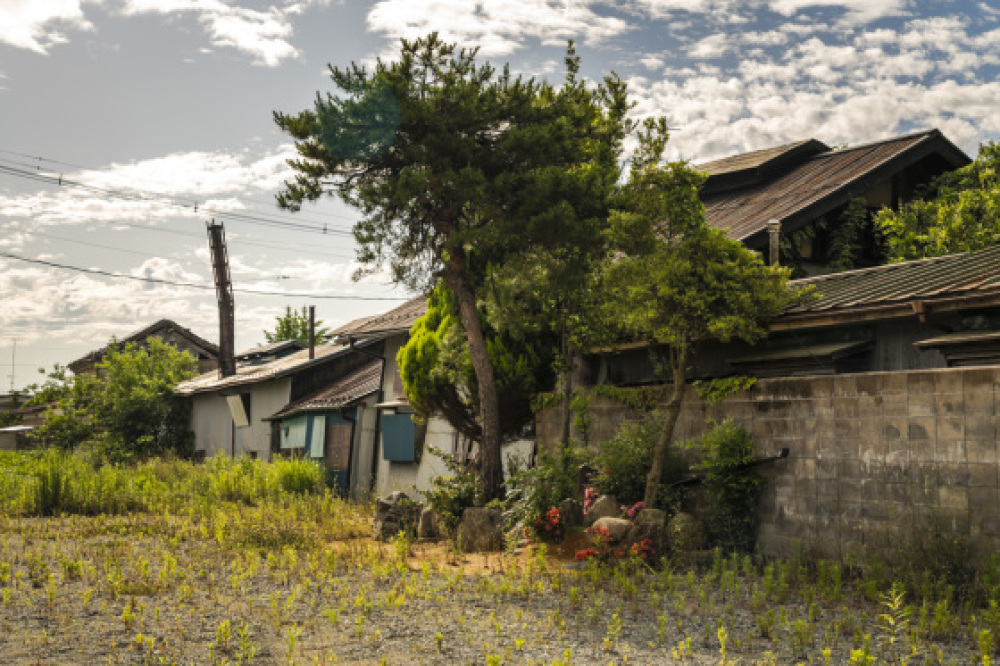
[699,139,828,178]
[330,294,427,339]
[68,319,218,373]
[772,244,1000,330]
[235,339,304,360]
[701,129,970,245]
[266,358,383,420]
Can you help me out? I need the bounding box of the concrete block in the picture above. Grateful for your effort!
[815,437,841,460]
[939,486,969,512]
[855,374,881,397]
[934,370,963,395]
[861,480,888,504]
[961,367,994,393]
[859,416,883,445]
[838,476,863,504]
[834,397,859,418]
[907,371,937,395]
[833,375,858,397]
[881,372,907,395]
[934,439,967,465]
[965,417,996,442]
[967,438,999,466]
[882,394,908,417]
[835,418,860,441]
[815,458,838,480]
[937,394,965,417]
[907,394,937,417]
[936,416,965,441]
[963,388,995,416]
[816,478,839,499]
[881,418,904,441]
[886,483,911,503]
[884,446,910,468]
[967,462,997,488]
[909,434,936,462]
[906,417,935,441]
[858,395,883,418]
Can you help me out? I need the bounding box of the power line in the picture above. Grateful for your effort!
[0,252,407,301]
[0,162,354,237]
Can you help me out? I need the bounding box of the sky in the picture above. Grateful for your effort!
[1,0,998,391]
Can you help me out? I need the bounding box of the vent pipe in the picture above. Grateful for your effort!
[766,219,782,266]
[207,220,236,378]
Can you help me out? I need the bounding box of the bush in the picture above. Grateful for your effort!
[424,448,480,539]
[591,414,686,509]
[686,419,764,553]
[506,444,583,538]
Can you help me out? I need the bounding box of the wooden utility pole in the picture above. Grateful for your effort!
[207,220,236,378]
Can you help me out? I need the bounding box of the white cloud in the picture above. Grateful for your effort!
[0,0,93,53]
[768,0,908,23]
[365,0,630,56]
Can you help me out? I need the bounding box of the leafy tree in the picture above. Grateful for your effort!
[877,142,1000,261]
[274,34,629,499]
[605,129,804,508]
[263,306,329,345]
[397,284,555,443]
[31,339,197,462]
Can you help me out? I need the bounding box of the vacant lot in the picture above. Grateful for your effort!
[0,452,993,664]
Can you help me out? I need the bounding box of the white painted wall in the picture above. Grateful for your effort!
[350,400,379,499]
[189,378,290,460]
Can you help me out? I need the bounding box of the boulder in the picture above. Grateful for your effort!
[457,507,503,552]
[590,516,633,543]
[585,494,619,526]
[559,498,584,529]
[372,492,421,541]
[417,507,440,541]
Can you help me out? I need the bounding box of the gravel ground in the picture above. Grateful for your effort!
[0,513,988,665]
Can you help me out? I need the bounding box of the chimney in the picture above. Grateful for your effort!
[766,219,782,266]
[206,221,236,377]
[308,305,316,360]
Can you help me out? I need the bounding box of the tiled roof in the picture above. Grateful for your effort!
[235,339,304,360]
[330,294,427,339]
[177,340,356,395]
[779,244,1000,321]
[265,358,383,420]
[700,129,969,245]
[69,319,219,372]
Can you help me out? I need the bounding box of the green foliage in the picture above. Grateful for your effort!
[1,450,328,517]
[877,142,1000,261]
[695,376,757,405]
[423,447,480,538]
[263,306,330,345]
[505,445,584,534]
[591,416,685,508]
[685,419,765,553]
[30,339,197,463]
[397,284,554,442]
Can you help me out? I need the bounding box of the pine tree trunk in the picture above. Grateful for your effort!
[444,261,504,501]
[559,324,573,451]
[643,346,687,508]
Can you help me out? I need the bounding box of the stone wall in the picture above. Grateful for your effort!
[538,366,1000,561]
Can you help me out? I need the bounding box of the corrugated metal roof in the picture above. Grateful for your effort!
[266,358,383,420]
[701,129,967,243]
[235,339,304,360]
[330,294,427,339]
[698,139,827,177]
[784,244,1000,316]
[177,340,355,395]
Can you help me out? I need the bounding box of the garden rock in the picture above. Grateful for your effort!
[457,507,503,552]
[417,507,440,540]
[372,491,421,541]
[590,516,632,543]
[559,498,584,528]
[584,494,618,526]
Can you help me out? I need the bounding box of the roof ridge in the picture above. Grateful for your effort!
[789,248,977,287]
[810,128,939,159]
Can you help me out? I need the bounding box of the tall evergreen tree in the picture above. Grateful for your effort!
[274,35,629,500]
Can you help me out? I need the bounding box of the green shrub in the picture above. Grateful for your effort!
[424,447,480,538]
[686,419,764,553]
[505,444,584,537]
[591,414,686,509]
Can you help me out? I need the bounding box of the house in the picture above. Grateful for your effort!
[591,243,1000,385]
[68,319,220,376]
[700,128,970,274]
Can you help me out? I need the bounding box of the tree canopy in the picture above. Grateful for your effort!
[605,132,805,507]
[275,34,631,500]
[31,339,197,463]
[877,142,1000,261]
[263,306,329,345]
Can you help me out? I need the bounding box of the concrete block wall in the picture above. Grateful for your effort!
[538,367,1000,561]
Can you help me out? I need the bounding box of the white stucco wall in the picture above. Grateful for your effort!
[189,378,290,460]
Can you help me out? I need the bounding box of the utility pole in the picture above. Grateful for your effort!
[207,221,236,378]
[8,339,16,394]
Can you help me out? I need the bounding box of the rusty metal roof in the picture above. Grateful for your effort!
[69,319,218,372]
[699,139,828,178]
[701,129,969,245]
[782,244,1000,318]
[265,358,383,420]
[330,294,427,339]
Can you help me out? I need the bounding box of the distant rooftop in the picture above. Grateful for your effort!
[330,294,427,340]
